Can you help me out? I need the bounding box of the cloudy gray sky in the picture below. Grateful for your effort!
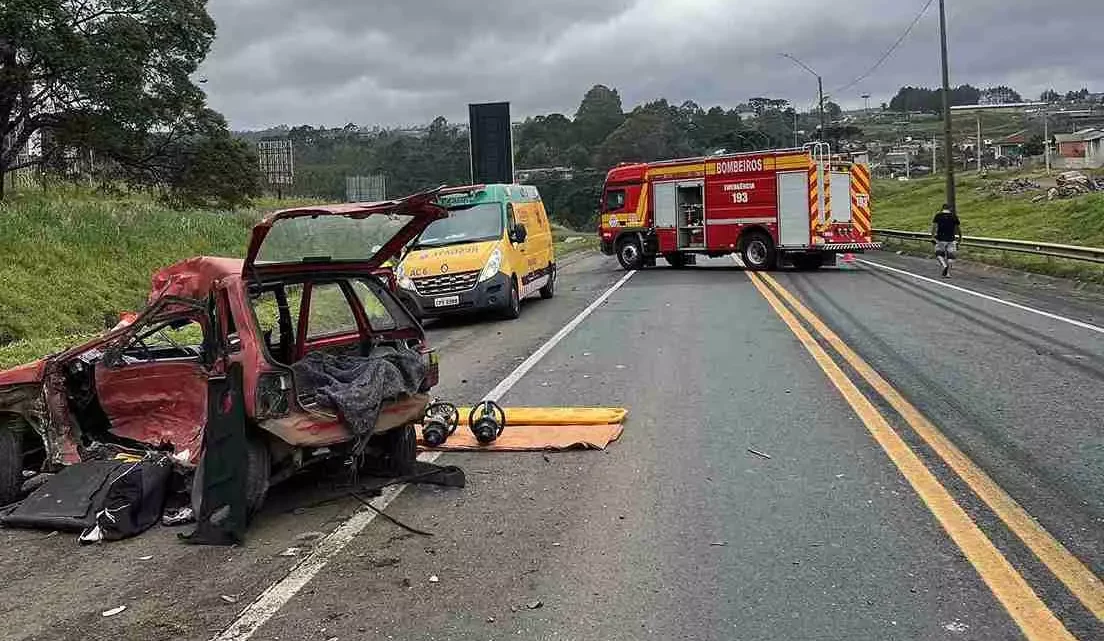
[197,0,1104,130]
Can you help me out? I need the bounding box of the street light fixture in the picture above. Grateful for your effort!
[781,53,826,139]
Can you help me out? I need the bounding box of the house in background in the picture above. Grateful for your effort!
[994,130,1026,160]
[1053,128,1104,169]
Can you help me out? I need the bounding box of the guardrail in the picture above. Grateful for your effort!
[872,229,1104,265]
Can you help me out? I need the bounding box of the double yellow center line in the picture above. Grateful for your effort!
[746,270,1104,641]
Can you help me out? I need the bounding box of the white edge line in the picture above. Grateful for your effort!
[858,258,1104,335]
[213,269,637,641]
[483,269,637,402]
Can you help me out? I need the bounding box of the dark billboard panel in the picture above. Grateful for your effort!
[468,102,513,184]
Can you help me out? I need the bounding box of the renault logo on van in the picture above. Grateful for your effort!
[440,263,449,273]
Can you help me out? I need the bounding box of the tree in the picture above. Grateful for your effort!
[0,0,217,199]
[981,86,1022,105]
[1023,134,1045,157]
[889,85,980,113]
[573,85,625,147]
[1040,89,1060,104]
[824,101,843,121]
[166,132,262,209]
[593,110,692,168]
[1065,88,1090,102]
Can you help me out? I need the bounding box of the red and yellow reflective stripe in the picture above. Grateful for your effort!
[850,164,872,239]
[808,165,820,231]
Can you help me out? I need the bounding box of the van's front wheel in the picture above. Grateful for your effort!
[504,277,522,319]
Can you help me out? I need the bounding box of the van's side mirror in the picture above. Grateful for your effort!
[509,223,527,244]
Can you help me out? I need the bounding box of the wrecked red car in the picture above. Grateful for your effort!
[0,191,447,514]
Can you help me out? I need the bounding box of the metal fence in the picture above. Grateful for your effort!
[873,229,1104,265]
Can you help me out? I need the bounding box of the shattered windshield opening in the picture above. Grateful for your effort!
[413,203,503,249]
[256,214,414,264]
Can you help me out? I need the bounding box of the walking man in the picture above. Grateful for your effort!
[931,203,961,278]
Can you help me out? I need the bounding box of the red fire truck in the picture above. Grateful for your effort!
[597,145,879,270]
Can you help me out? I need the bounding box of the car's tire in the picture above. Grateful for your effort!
[740,232,777,271]
[616,236,645,271]
[373,424,417,477]
[503,277,521,319]
[539,265,556,299]
[792,254,825,271]
[191,433,271,522]
[664,252,689,268]
[0,426,23,506]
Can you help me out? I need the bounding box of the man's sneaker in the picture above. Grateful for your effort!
[942,265,950,278]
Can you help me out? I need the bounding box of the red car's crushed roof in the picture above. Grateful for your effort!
[148,256,244,302]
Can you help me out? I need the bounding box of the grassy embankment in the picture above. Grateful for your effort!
[873,169,1104,283]
[0,187,596,369]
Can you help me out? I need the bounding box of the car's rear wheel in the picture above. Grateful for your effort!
[191,433,271,523]
[370,424,417,477]
[0,427,23,506]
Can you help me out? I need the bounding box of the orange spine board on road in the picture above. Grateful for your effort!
[455,406,628,426]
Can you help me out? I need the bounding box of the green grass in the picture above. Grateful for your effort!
[873,171,1104,282]
[0,187,320,368]
[552,223,600,256]
[0,188,596,370]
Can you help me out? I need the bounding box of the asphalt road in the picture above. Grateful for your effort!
[1,250,1101,641]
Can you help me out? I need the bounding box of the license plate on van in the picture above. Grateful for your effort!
[434,295,460,308]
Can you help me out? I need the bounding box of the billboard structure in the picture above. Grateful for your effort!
[468,102,514,184]
[346,174,387,202]
[257,139,294,197]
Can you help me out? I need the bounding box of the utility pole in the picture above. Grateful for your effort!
[818,76,826,139]
[1044,109,1052,176]
[938,0,957,212]
[976,113,982,173]
[781,53,826,141]
[933,136,938,174]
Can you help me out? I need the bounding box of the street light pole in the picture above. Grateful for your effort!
[781,53,825,141]
[938,0,957,213]
[818,76,826,138]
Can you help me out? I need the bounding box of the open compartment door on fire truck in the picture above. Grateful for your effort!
[675,182,705,249]
[777,171,811,247]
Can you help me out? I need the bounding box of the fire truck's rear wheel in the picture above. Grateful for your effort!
[664,252,689,268]
[617,237,644,270]
[793,254,825,270]
[740,232,776,271]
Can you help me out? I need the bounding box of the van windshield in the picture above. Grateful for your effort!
[414,203,503,248]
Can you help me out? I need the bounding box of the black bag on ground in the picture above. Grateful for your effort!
[79,457,173,543]
[1,457,172,542]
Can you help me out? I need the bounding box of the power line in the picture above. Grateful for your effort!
[833,0,936,95]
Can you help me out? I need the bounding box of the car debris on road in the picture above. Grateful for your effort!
[0,191,467,545]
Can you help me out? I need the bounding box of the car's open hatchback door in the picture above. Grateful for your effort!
[243,189,446,280]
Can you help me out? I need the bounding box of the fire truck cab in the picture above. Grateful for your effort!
[598,145,879,270]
